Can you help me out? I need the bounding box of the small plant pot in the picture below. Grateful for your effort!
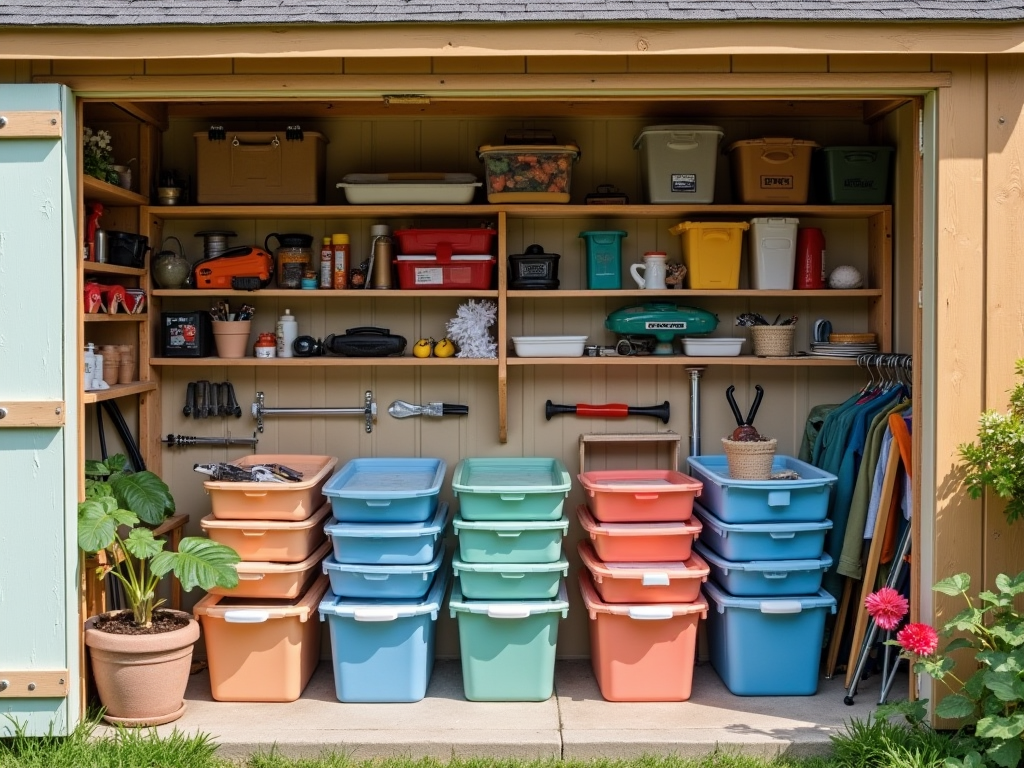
[750,325,796,357]
[721,437,778,480]
[212,320,251,358]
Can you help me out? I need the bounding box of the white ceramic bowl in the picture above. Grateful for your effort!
[512,335,587,357]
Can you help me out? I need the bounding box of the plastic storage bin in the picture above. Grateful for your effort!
[478,143,580,204]
[318,568,448,702]
[702,580,836,696]
[453,554,569,600]
[691,502,833,561]
[324,502,450,565]
[453,515,569,564]
[208,540,331,599]
[511,336,588,358]
[323,457,446,523]
[668,221,749,289]
[336,173,480,205]
[728,138,819,204]
[193,574,329,702]
[451,457,571,521]
[822,146,894,204]
[205,454,338,522]
[580,570,707,702]
[395,254,495,290]
[577,504,701,563]
[322,546,444,599]
[633,124,724,205]
[200,502,332,563]
[450,578,569,701]
[580,230,627,289]
[749,217,798,290]
[681,337,745,356]
[393,228,496,256]
[695,541,832,597]
[578,541,708,604]
[577,469,703,523]
[687,454,836,524]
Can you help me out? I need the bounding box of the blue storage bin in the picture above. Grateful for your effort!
[702,580,836,696]
[686,454,836,523]
[324,502,451,565]
[691,502,832,562]
[322,547,444,599]
[451,457,572,521]
[323,457,446,523]
[453,554,569,600]
[453,514,569,564]
[694,541,832,597]
[318,568,448,702]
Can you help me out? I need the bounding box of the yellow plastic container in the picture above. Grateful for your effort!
[669,221,750,290]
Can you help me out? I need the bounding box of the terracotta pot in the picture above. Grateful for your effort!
[84,609,199,726]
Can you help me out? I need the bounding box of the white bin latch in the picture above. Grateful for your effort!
[641,572,670,587]
[223,609,271,623]
[758,600,803,615]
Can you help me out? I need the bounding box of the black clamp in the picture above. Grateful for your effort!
[208,125,226,141]
[285,124,304,141]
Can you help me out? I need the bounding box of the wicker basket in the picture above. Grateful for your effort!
[721,437,778,480]
[750,325,796,357]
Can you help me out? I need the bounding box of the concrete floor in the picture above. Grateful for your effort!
[146,660,903,760]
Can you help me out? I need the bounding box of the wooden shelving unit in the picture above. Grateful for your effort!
[82,381,158,403]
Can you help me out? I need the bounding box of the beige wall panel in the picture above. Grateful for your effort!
[527,56,629,74]
[731,55,829,73]
[145,59,233,76]
[30,60,51,78]
[432,57,526,74]
[233,58,342,75]
[52,59,144,76]
[343,57,432,75]
[0,61,15,83]
[627,55,731,73]
[828,54,932,73]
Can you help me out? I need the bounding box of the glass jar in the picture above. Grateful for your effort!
[254,332,277,359]
[265,233,314,289]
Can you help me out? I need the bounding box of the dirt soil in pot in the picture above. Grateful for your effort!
[92,609,191,635]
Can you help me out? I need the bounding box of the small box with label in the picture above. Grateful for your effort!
[161,311,214,357]
[395,254,495,290]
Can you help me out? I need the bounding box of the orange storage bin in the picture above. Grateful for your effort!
[577,504,701,563]
[207,540,331,599]
[579,570,707,702]
[204,454,338,521]
[578,541,708,604]
[577,469,702,523]
[200,502,331,563]
[728,138,819,204]
[194,574,328,702]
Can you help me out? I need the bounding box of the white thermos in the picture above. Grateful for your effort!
[276,309,298,358]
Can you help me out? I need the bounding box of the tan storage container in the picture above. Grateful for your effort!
[728,138,818,204]
[200,502,331,563]
[204,454,338,521]
[194,574,328,702]
[207,540,331,599]
[194,130,328,204]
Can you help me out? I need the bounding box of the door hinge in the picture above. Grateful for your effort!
[0,401,65,428]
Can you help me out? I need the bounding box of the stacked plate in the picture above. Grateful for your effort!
[809,333,878,358]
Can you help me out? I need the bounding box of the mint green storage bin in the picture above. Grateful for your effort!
[580,231,627,289]
[449,578,569,701]
[452,457,571,521]
[453,554,569,599]
[453,514,569,563]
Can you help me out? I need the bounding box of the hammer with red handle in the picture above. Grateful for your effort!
[545,400,670,423]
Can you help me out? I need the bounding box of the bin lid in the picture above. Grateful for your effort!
[449,578,569,619]
[668,221,750,235]
[340,172,478,184]
[693,541,832,574]
[687,454,837,489]
[578,469,702,497]
[201,501,332,533]
[702,579,837,615]
[323,457,446,500]
[452,457,572,496]
[324,502,451,539]
[233,539,332,576]
[691,501,833,535]
[202,454,338,492]
[821,145,894,155]
[322,546,445,576]
[576,504,702,538]
[632,124,724,149]
[477,143,580,158]
[318,568,449,622]
[193,573,329,623]
[579,570,708,619]
[578,540,708,583]
[453,553,569,575]
[727,137,820,152]
[452,513,569,534]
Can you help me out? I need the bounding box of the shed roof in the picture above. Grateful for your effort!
[2,1,1024,26]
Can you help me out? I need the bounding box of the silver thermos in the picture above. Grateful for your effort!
[94,229,108,264]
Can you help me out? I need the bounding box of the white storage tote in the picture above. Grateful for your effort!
[633,124,724,204]
[749,217,798,290]
[324,502,451,565]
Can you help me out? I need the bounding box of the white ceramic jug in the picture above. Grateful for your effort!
[630,251,668,289]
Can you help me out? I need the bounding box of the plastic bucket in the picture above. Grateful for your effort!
[212,320,251,358]
[580,231,627,289]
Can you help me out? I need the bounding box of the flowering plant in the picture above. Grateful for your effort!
[82,127,120,185]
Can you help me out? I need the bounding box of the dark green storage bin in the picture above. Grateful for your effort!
[822,146,894,204]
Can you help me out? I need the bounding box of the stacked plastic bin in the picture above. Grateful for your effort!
[318,457,449,703]
[194,454,338,702]
[687,453,838,696]
[449,458,572,701]
[576,469,708,702]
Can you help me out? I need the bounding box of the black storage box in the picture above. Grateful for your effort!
[162,312,214,357]
[106,231,150,269]
[508,244,560,290]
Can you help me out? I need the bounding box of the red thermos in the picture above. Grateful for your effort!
[795,227,826,289]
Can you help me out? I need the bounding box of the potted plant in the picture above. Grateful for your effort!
[79,454,239,726]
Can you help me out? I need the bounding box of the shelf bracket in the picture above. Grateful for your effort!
[251,390,376,434]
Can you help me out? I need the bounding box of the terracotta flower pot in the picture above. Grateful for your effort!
[84,609,199,726]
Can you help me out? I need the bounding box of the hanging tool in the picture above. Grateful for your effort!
[197,380,211,419]
[544,400,670,423]
[388,400,469,418]
[209,383,220,419]
[183,382,196,418]
[162,433,259,449]
[252,390,376,433]
[726,384,764,441]
[226,382,242,418]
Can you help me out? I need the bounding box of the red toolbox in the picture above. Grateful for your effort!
[393,228,496,256]
[395,254,495,290]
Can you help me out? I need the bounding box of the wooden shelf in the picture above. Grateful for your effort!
[83,175,148,206]
[146,204,504,219]
[83,262,147,277]
[149,356,499,367]
[83,313,147,323]
[507,354,859,366]
[152,289,499,298]
[82,381,158,403]
[507,288,883,299]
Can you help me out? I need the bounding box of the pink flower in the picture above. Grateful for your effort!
[897,622,940,657]
[865,587,909,631]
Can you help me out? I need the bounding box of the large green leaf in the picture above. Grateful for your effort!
[110,470,174,525]
[149,537,239,592]
[83,459,111,478]
[935,693,976,719]
[996,572,1024,597]
[976,713,1024,740]
[944,637,976,655]
[983,670,1024,702]
[105,454,128,474]
[987,739,1023,768]
[123,528,164,560]
[978,590,1011,608]
[989,623,1024,649]
[965,668,988,700]
[77,498,138,552]
[935,573,971,596]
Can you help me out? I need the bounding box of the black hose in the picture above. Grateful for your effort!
[102,400,146,471]
[96,403,108,460]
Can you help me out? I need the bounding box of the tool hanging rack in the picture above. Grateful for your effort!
[252,390,377,433]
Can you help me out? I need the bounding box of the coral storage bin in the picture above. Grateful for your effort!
[452,457,572,522]
[577,505,701,563]
[578,541,708,604]
[450,578,569,701]
[324,502,450,565]
[194,574,328,702]
[453,514,568,564]
[695,541,832,597]
[205,454,338,522]
[323,457,445,523]
[728,138,819,204]
[703,580,836,696]
[208,540,331,599]
[633,124,724,204]
[822,146,894,204]
[322,546,444,600]
[692,502,833,562]
[668,221,749,290]
[453,554,569,600]
[395,254,495,290]
[318,569,448,703]
[200,502,332,563]
[687,454,836,524]
[580,570,707,702]
[749,217,799,290]
[577,469,702,523]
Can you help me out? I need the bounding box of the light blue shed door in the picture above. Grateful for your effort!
[0,85,79,735]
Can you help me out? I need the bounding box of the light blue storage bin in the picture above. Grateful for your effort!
[323,457,446,523]
[324,502,451,565]
[318,568,448,702]
[703,580,836,696]
[686,454,836,523]
[691,502,832,562]
[452,457,572,521]
[322,547,444,599]
[694,541,832,597]
[453,554,569,600]
[453,514,569,564]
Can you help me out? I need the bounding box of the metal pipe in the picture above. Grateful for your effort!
[252,390,376,433]
[163,433,259,449]
[686,367,704,457]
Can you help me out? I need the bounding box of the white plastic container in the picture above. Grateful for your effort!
[682,338,744,357]
[633,125,724,204]
[337,173,481,205]
[512,335,587,358]
[749,217,799,289]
